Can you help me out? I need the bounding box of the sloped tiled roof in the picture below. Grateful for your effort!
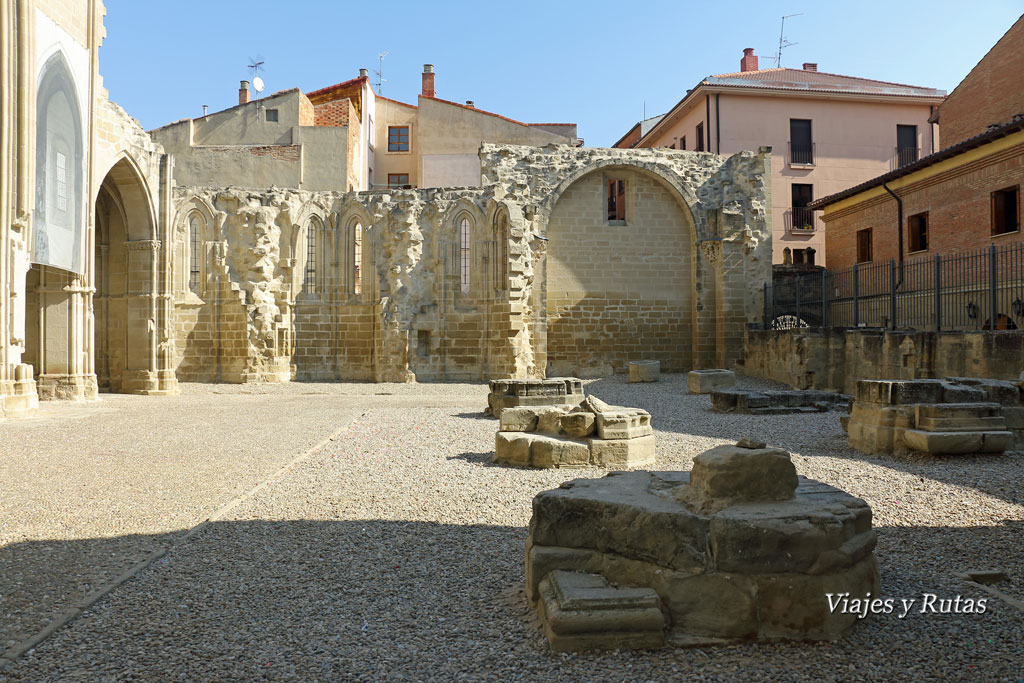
[705,67,945,98]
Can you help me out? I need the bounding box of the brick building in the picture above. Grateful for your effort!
[814,15,1024,272]
[614,49,945,265]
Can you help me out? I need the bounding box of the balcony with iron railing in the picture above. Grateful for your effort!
[789,206,817,232]
[892,146,920,170]
[788,141,815,166]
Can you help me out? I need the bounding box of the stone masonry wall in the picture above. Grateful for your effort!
[743,328,1024,394]
[168,144,771,383]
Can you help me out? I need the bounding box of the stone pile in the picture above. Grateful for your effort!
[712,388,851,415]
[526,439,879,650]
[494,396,655,469]
[485,378,585,418]
[846,377,1024,455]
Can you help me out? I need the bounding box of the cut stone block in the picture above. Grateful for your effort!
[688,369,736,394]
[629,360,661,383]
[495,431,590,468]
[561,412,595,438]
[686,444,798,510]
[495,432,531,466]
[499,406,540,432]
[589,434,656,468]
[595,410,653,440]
[486,378,585,417]
[537,571,665,652]
[712,388,850,415]
[903,429,1011,454]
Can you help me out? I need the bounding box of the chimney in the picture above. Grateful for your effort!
[465,100,474,108]
[740,48,758,73]
[803,62,818,72]
[422,64,435,98]
[238,80,250,105]
[202,104,208,117]
[359,68,369,78]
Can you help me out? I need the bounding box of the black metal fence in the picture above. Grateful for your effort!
[765,242,1024,331]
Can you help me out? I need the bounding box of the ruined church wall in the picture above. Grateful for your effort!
[743,328,1024,393]
[545,169,696,376]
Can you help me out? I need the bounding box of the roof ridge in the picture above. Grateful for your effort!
[710,66,937,90]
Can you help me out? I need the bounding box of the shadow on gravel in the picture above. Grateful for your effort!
[3,519,1023,680]
[453,412,494,421]
[446,451,502,467]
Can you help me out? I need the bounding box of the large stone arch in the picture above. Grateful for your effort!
[542,164,700,376]
[94,155,177,394]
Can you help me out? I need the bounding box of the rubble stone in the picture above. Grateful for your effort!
[526,444,879,649]
[711,388,851,415]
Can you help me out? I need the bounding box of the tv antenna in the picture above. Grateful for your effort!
[375,51,388,94]
[248,56,266,119]
[774,14,802,67]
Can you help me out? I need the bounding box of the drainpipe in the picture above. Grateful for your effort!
[704,95,711,151]
[882,181,904,289]
[715,94,721,153]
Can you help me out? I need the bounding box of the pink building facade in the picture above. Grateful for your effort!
[615,51,945,265]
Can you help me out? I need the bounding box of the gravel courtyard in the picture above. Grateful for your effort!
[1,376,1022,681]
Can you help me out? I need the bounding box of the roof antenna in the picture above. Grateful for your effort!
[248,56,266,118]
[774,14,802,68]
[375,52,388,95]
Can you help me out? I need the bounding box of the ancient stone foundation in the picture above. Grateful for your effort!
[485,378,585,417]
[712,388,851,415]
[494,396,654,469]
[526,440,880,650]
[846,378,1024,455]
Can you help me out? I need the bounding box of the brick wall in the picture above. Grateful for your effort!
[545,169,695,374]
[938,17,1024,148]
[299,95,315,127]
[825,139,1024,272]
[314,98,353,127]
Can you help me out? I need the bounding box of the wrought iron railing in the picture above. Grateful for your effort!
[790,207,816,232]
[764,242,1024,331]
[893,146,920,169]
[789,141,815,165]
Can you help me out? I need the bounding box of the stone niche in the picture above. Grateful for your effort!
[526,440,879,650]
[846,377,1024,455]
[712,388,851,415]
[495,396,655,469]
[485,377,585,418]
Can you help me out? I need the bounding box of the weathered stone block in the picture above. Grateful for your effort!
[688,369,736,394]
[588,434,656,468]
[495,432,531,466]
[688,445,798,507]
[499,407,540,432]
[903,429,1011,454]
[561,412,595,438]
[531,434,591,468]
[629,360,660,383]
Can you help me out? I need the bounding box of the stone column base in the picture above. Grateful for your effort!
[1,366,40,417]
[121,369,181,395]
[37,373,99,402]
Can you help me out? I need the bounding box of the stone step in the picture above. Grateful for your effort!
[916,416,1008,432]
[903,429,1012,455]
[915,402,1002,419]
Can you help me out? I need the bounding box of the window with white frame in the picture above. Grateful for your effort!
[352,221,363,295]
[189,213,202,293]
[459,216,471,294]
[304,217,320,293]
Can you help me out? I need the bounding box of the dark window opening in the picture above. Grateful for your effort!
[896,124,918,166]
[607,179,626,222]
[388,173,411,189]
[304,219,318,293]
[189,215,201,292]
[417,330,431,357]
[265,108,279,123]
[792,248,816,266]
[909,212,928,252]
[790,119,813,164]
[856,228,873,263]
[992,186,1020,235]
[695,123,705,152]
[388,126,410,152]
[680,135,686,151]
[791,183,814,230]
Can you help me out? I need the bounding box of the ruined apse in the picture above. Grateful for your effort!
[167,144,772,383]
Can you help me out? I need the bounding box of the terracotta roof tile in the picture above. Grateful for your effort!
[706,68,945,98]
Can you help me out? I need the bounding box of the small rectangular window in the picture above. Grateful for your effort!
[607,179,626,222]
[856,228,873,263]
[388,126,410,152]
[791,183,814,231]
[896,124,917,166]
[695,123,705,152]
[992,186,1020,235]
[790,119,813,164]
[909,212,928,252]
[387,173,411,189]
[265,109,279,122]
[680,136,686,151]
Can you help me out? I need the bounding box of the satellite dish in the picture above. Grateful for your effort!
[252,76,265,93]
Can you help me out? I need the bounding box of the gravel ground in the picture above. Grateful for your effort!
[2,375,1023,681]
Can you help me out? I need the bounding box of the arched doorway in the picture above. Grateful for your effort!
[93,157,170,394]
[544,166,698,376]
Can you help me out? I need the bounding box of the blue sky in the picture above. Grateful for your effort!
[101,1,1022,146]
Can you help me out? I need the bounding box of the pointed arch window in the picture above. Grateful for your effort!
[188,213,202,293]
[459,216,471,294]
[304,217,320,293]
[352,221,363,295]
[494,209,508,291]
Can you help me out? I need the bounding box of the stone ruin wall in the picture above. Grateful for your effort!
[167,144,772,383]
